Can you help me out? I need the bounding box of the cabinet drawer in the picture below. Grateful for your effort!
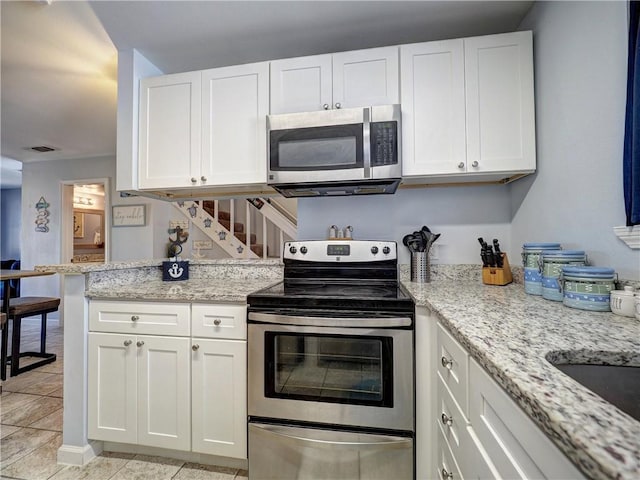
[89,300,190,336]
[191,304,247,340]
[437,323,469,416]
[436,425,462,480]
[469,359,584,479]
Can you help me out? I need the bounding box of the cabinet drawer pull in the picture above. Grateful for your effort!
[457,162,465,169]
[131,315,139,322]
[472,161,479,168]
[323,104,329,110]
[201,176,207,182]
[334,102,341,109]
[213,318,222,326]
[191,177,197,183]
[136,340,145,347]
[192,344,200,351]
[441,356,453,370]
[441,467,453,479]
[441,413,453,426]
[124,340,132,347]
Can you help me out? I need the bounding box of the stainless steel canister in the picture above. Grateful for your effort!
[411,251,430,283]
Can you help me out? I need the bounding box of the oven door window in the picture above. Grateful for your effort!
[265,333,393,407]
[269,124,363,171]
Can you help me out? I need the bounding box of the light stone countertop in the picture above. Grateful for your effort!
[403,278,640,480]
[36,260,639,478]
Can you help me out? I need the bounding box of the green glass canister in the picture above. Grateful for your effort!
[560,266,616,312]
[539,250,587,301]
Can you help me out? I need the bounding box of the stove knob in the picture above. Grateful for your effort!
[300,246,308,254]
[383,246,391,255]
[289,246,297,254]
[371,246,379,255]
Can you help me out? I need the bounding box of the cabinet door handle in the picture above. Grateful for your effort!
[441,467,453,479]
[213,318,222,326]
[191,177,197,183]
[441,356,453,370]
[472,161,479,168]
[200,176,207,182]
[441,413,453,426]
[457,162,465,169]
[334,102,341,109]
[131,315,139,322]
[192,344,200,351]
[323,104,329,110]
[124,340,132,347]
[136,340,145,347]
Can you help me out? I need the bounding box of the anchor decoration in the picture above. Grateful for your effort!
[167,225,189,259]
[203,218,213,228]
[187,203,198,218]
[167,262,184,279]
[35,196,50,233]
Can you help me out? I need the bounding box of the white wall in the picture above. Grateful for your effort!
[20,156,171,299]
[1,188,22,259]
[511,1,639,280]
[298,185,512,265]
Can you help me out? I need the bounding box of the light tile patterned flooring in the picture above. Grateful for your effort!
[1,318,248,480]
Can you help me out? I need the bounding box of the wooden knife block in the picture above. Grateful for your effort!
[482,253,513,286]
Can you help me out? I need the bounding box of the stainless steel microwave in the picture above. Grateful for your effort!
[266,104,402,197]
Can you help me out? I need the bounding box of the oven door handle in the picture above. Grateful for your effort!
[248,312,411,327]
[250,423,412,450]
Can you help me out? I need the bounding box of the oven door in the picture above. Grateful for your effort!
[248,320,414,432]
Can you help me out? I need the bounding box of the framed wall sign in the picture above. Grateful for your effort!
[112,204,146,227]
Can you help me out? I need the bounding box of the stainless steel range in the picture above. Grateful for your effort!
[247,240,415,480]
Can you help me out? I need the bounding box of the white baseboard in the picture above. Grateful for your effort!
[57,441,103,466]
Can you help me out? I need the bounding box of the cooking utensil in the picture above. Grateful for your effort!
[493,239,503,268]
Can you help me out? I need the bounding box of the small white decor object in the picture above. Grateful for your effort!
[112,205,146,227]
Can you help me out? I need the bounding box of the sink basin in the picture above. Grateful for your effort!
[552,363,640,421]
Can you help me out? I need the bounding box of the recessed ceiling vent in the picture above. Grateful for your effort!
[30,146,56,152]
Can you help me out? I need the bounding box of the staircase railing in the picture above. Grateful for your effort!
[173,198,297,259]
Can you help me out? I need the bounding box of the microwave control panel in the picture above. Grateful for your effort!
[370,122,397,167]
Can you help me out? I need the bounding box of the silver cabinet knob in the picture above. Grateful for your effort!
[323,104,329,110]
[131,315,139,322]
[441,413,453,426]
[200,176,207,182]
[472,161,479,168]
[441,356,453,370]
[124,340,132,347]
[136,340,144,347]
[191,177,197,183]
[441,468,453,479]
[192,344,200,351]
[457,162,465,169]
[334,102,341,109]
[213,318,222,326]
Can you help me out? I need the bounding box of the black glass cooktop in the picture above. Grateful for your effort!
[248,280,414,313]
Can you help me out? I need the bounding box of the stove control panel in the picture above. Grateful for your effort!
[284,240,397,262]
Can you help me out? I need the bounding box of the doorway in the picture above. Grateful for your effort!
[60,179,110,264]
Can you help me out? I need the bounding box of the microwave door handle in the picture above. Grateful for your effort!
[363,106,371,178]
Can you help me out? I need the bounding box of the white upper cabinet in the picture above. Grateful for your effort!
[270,46,399,114]
[202,62,269,186]
[138,71,202,190]
[465,31,536,173]
[401,31,535,178]
[138,62,269,190]
[401,39,466,176]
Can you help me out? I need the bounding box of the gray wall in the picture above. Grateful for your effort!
[511,1,639,280]
[1,188,22,259]
[20,156,172,299]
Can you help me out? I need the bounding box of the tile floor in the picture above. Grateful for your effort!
[1,318,248,480]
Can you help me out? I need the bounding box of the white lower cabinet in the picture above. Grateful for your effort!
[416,312,585,479]
[88,301,248,460]
[88,332,191,451]
[192,338,247,458]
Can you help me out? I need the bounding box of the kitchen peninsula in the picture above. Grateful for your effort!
[38,260,640,480]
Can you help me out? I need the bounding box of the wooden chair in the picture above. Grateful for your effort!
[1,296,60,378]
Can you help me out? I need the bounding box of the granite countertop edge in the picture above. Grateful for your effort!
[404,279,640,480]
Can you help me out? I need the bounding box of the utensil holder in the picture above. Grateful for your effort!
[411,251,431,283]
[482,253,512,286]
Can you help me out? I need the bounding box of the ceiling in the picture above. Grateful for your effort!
[0,0,533,188]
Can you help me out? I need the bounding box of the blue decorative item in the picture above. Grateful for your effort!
[204,218,212,228]
[177,201,185,207]
[539,250,587,301]
[162,261,189,281]
[187,204,197,218]
[560,266,616,312]
[218,231,226,241]
[522,243,562,295]
[35,196,50,233]
[237,245,244,254]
